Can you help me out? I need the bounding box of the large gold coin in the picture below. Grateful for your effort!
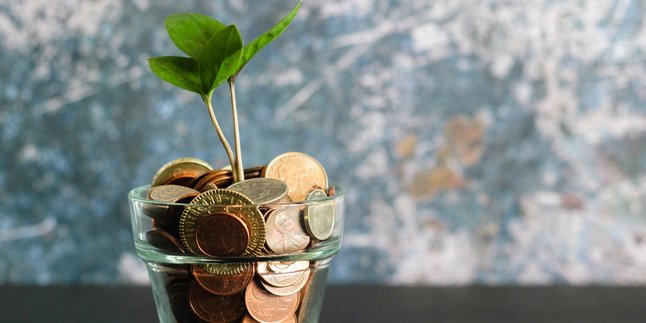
[263,152,328,202]
[179,189,265,257]
[151,157,213,187]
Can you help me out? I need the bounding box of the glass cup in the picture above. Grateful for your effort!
[128,185,345,323]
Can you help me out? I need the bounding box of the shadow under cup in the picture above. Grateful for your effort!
[128,185,345,323]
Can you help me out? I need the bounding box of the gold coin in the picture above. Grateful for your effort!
[263,152,328,201]
[228,178,288,204]
[303,189,335,240]
[151,157,213,187]
[179,189,265,257]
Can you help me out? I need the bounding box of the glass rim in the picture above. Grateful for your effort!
[128,184,345,208]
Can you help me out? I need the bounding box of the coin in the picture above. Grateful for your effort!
[188,280,245,323]
[303,189,335,240]
[228,178,288,204]
[267,261,309,274]
[242,313,297,323]
[165,175,198,188]
[194,212,249,257]
[265,207,310,254]
[261,270,309,296]
[264,152,328,201]
[151,157,213,187]
[193,170,232,192]
[202,262,250,276]
[149,185,200,203]
[179,189,265,257]
[257,261,310,288]
[245,280,299,323]
[155,193,198,239]
[166,278,195,323]
[144,228,186,253]
[192,263,254,296]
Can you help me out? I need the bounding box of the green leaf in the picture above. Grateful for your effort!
[165,13,226,59]
[198,25,243,93]
[148,56,202,94]
[237,0,302,73]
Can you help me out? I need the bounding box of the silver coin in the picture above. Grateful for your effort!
[303,189,335,240]
[228,178,288,204]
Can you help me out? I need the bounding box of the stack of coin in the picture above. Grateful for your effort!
[142,152,337,322]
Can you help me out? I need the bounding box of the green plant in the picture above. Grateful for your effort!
[149,1,302,182]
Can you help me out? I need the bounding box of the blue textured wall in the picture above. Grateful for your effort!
[1,0,646,284]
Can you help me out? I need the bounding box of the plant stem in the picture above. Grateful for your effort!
[228,77,244,182]
[202,94,238,181]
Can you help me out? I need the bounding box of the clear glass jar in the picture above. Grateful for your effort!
[128,185,345,323]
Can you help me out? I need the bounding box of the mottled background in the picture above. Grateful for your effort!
[1,0,645,285]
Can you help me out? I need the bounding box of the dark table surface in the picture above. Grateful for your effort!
[1,285,645,323]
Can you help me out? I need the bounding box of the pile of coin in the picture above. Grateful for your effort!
[142,152,337,322]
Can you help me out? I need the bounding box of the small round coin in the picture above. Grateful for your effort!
[188,280,245,323]
[242,313,297,323]
[227,178,288,204]
[245,280,299,323]
[192,263,254,296]
[260,269,309,296]
[179,189,265,257]
[257,261,310,288]
[264,152,328,201]
[303,189,335,240]
[152,157,213,187]
[265,207,310,254]
[166,278,194,323]
[144,228,186,253]
[194,212,249,257]
[149,185,200,203]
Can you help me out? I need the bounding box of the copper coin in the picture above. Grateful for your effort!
[190,171,213,189]
[195,212,249,257]
[157,193,198,239]
[165,175,198,187]
[263,152,328,201]
[241,313,296,323]
[141,204,168,221]
[145,228,186,253]
[194,170,230,191]
[245,280,299,323]
[326,186,336,196]
[265,208,310,254]
[192,264,254,296]
[152,157,213,187]
[166,278,196,323]
[189,280,245,323]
